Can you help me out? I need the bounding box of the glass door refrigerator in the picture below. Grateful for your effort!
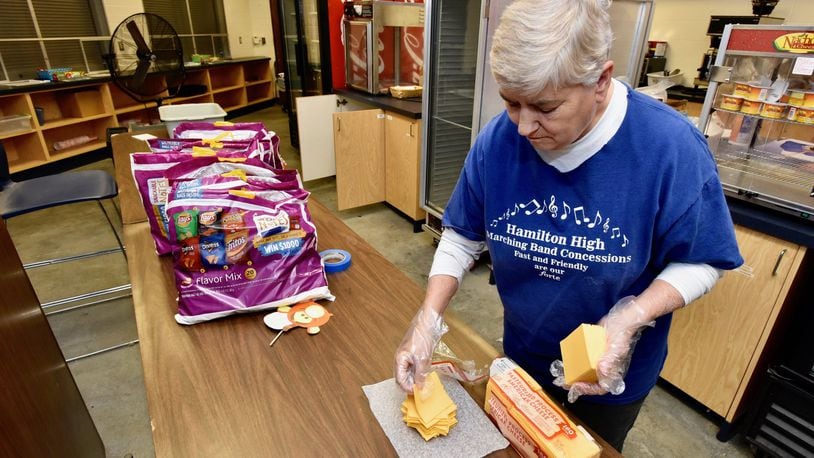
[276,0,332,147]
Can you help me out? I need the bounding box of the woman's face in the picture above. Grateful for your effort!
[500,63,614,151]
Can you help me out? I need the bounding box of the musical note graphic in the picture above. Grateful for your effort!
[587,211,602,228]
[509,204,520,217]
[520,199,545,215]
[560,202,571,220]
[621,235,629,247]
[574,206,590,225]
[490,219,498,228]
[548,196,558,218]
[602,218,610,233]
[610,227,621,239]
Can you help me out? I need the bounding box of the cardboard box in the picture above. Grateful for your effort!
[484,358,601,458]
[110,128,168,225]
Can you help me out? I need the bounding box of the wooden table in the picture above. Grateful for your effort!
[123,197,618,457]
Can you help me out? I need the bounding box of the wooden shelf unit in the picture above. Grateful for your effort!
[0,58,274,173]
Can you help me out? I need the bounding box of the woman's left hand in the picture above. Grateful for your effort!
[551,296,655,402]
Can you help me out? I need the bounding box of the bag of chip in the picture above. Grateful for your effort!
[165,193,333,324]
[130,151,248,255]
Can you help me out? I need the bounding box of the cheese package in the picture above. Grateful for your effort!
[484,358,601,458]
[560,324,606,385]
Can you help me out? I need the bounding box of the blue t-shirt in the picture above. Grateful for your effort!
[442,89,743,404]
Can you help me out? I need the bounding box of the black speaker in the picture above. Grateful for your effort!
[752,0,779,16]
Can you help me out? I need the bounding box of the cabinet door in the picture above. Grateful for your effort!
[661,226,804,420]
[385,113,425,220]
[297,95,338,181]
[333,109,385,210]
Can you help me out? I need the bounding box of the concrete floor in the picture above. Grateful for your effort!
[6,105,757,457]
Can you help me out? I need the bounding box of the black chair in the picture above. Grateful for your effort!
[0,145,136,361]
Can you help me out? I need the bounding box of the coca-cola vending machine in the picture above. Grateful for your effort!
[342,1,425,94]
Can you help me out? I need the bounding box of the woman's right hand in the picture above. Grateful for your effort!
[394,306,448,393]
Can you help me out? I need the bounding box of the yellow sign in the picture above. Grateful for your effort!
[773,32,814,53]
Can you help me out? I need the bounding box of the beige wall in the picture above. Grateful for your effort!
[648,0,814,87]
[101,0,275,63]
[103,0,145,33]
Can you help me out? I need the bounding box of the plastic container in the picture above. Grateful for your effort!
[740,98,763,115]
[646,72,683,87]
[733,82,752,98]
[159,103,227,136]
[760,101,786,119]
[788,90,806,106]
[720,95,744,111]
[795,107,814,124]
[0,114,32,135]
[746,84,771,101]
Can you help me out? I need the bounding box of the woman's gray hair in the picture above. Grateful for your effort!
[490,0,614,95]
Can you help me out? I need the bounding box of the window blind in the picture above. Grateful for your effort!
[0,0,229,80]
[0,0,103,80]
[33,0,99,37]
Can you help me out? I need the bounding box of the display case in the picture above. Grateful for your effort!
[699,25,814,221]
[343,1,425,94]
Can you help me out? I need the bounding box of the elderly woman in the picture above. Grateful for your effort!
[394,0,743,451]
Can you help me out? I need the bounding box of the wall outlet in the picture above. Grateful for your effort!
[252,36,262,45]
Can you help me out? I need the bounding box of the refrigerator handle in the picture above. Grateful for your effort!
[294,42,304,77]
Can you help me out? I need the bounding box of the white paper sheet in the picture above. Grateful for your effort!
[362,376,509,458]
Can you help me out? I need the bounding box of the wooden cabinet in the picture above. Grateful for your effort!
[1,58,274,174]
[333,109,426,221]
[333,109,386,210]
[385,112,424,220]
[661,225,807,423]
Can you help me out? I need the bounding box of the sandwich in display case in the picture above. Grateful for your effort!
[699,24,814,222]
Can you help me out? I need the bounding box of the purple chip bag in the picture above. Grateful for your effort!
[130,153,182,255]
[165,194,333,324]
[172,121,268,141]
[130,151,249,255]
[162,156,281,182]
[147,137,265,159]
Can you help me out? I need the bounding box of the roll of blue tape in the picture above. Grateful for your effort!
[320,249,352,273]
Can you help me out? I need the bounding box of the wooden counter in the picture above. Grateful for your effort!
[123,199,499,456]
[123,196,618,455]
[335,87,422,119]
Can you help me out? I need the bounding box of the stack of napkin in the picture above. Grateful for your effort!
[401,371,458,440]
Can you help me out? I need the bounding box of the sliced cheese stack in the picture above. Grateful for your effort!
[401,371,458,440]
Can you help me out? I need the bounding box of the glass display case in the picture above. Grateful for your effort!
[343,1,425,94]
[699,25,814,221]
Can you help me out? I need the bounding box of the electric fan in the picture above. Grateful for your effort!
[105,13,185,104]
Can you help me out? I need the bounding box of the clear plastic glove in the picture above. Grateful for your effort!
[394,307,448,393]
[551,296,655,402]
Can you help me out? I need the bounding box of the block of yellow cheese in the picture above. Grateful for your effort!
[484,357,601,458]
[560,324,606,386]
